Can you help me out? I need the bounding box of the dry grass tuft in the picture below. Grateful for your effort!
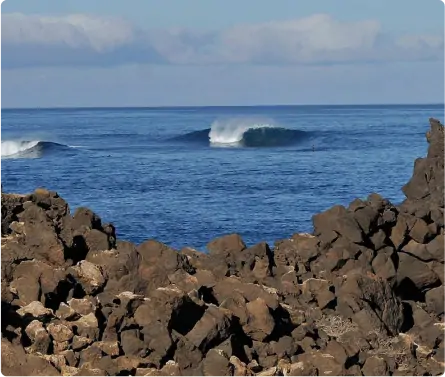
[315,315,358,339]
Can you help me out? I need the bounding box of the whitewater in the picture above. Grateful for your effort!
[1,140,40,157]
[208,118,276,145]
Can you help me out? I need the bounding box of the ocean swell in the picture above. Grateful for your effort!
[174,118,309,147]
[1,140,69,159]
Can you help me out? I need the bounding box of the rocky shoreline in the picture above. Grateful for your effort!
[1,118,444,376]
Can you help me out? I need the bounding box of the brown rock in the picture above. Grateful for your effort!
[47,322,74,342]
[301,278,336,309]
[362,356,389,376]
[402,240,433,261]
[68,261,106,295]
[17,203,66,265]
[68,297,97,316]
[72,312,99,340]
[186,305,233,352]
[25,320,51,354]
[372,250,396,281]
[213,277,279,310]
[202,349,233,376]
[87,241,139,293]
[72,335,93,350]
[121,329,146,356]
[243,298,275,341]
[337,273,404,335]
[371,229,388,250]
[410,218,434,243]
[296,350,344,376]
[56,303,78,321]
[134,286,204,336]
[1,338,60,376]
[207,233,246,256]
[425,286,445,316]
[75,367,108,376]
[396,252,440,292]
[274,234,319,272]
[325,340,348,366]
[390,214,413,250]
[17,301,53,320]
[137,240,193,295]
[313,205,363,244]
[172,332,203,373]
[426,234,444,262]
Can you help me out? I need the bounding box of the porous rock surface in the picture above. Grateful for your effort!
[1,118,444,376]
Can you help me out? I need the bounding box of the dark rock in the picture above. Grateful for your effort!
[362,356,389,376]
[141,325,174,360]
[410,218,434,244]
[271,335,299,359]
[207,233,246,256]
[425,286,444,316]
[372,249,396,281]
[396,252,440,292]
[2,203,65,267]
[1,193,26,235]
[313,205,363,244]
[1,338,60,376]
[402,240,434,262]
[204,234,247,277]
[212,277,279,310]
[352,204,379,235]
[134,286,204,336]
[300,278,336,309]
[186,305,233,353]
[425,234,444,262]
[172,331,203,374]
[325,340,348,366]
[296,350,345,376]
[337,273,404,335]
[371,230,387,250]
[201,349,233,376]
[274,233,319,271]
[390,214,415,250]
[137,240,193,295]
[120,329,146,356]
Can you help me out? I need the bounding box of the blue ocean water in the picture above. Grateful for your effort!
[1,105,443,250]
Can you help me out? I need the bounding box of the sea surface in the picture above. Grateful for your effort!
[1,105,443,250]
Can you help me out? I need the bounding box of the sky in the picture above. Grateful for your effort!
[1,0,444,108]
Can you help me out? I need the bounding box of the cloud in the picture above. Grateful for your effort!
[1,13,165,68]
[2,13,443,68]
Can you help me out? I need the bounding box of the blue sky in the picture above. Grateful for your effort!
[2,0,444,107]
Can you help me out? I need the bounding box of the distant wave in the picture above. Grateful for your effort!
[1,140,70,159]
[173,118,309,147]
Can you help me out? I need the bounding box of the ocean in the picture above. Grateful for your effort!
[1,104,443,250]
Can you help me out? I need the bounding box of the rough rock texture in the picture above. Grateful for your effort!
[1,118,444,376]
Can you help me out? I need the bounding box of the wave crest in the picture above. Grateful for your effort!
[1,140,69,159]
[173,118,309,147]
[209,119,276,145]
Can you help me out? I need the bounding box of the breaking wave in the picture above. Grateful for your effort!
[173,118,309,147]
[1,140,70,159]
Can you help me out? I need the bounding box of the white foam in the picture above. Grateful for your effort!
[208,118,275,145]
[1,140,40,157]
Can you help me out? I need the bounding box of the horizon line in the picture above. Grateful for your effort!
[2,103,444,111]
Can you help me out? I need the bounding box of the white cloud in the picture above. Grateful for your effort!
[2,13,136,51]
[1,13,443,68]
[214,14,382,64]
